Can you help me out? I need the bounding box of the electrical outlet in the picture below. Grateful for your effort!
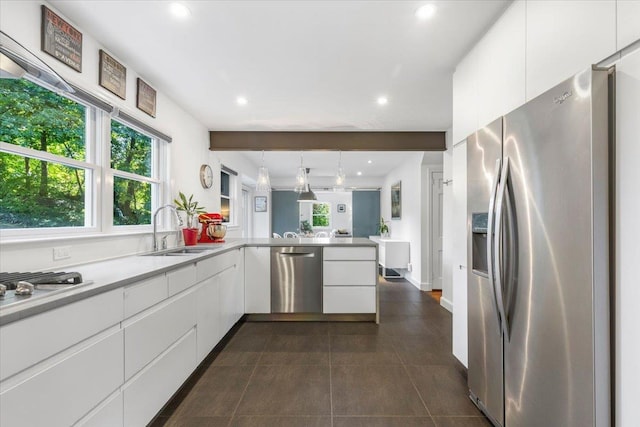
[407,263,412,272]
[53,246,71,261]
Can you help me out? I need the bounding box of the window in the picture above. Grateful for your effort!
[312,202,331,227]
[110,120,158,226]
[0,79,92,229]
[0,77,167,235]
[220,170,231,223]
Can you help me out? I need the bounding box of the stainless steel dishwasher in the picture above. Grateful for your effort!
[271,246,322,313]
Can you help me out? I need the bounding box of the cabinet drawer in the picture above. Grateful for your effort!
[244,246,270,313]
[0,289,123,381]
[124,290,197,380]
[323,287,376,313]
[123,329,197,427]
[76,390,123,427]
[0,329,123,427]
[324,246,376,261]
[323,261,377,286]
[167,264,197,296]
[124,274,168,318]
[196,249,239,282]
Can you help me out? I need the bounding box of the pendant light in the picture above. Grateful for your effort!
[255,151,271,192]
[298,168,317,202]
[294,152,308,193]
[334,150,346,192]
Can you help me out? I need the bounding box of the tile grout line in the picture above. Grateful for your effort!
[393,338,436,425]
[225,330,273,427]
[328,327,334,427]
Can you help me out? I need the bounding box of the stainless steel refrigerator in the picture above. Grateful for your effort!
[466,67,611,427]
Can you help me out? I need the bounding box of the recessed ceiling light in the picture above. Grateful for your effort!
[367,160,372,164]
[169,2,191,19]
[357,171,362,176]
[236,96,248,106]
[377,96,388,106]
[415,4,437,20]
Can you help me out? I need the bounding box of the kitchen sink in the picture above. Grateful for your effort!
[143,247,214,256]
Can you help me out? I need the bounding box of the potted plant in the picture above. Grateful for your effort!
[379,217,390,237]
[174,192,206,245]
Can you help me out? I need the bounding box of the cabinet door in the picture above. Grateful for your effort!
[323,287,376,314]
[0,329,123,427]
[234,248,245,323]
[323,261,377,286]
[124,289,197,380]
[196,276,221,362]
[123,329,196,427]
[218,266,237,335]
[76,391,123,427]
[244,246,270,313]
[0,288,123,381]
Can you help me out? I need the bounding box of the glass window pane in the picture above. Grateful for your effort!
[312,203,330,227]
[0,79,86,161]
[0,152,86,228]
[111,121,152,177]
[220,171,230,197]
[221,198,230,223]
[113,176,151,225]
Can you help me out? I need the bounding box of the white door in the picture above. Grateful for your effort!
[431,171,443,289]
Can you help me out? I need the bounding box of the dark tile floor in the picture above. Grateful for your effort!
[151,278,490,427]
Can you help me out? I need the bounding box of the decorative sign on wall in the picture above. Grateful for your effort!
[391,181,402,219]
[136,78,157,118]
[99,49,126,99]
[337,203,346,213]
[41,5,82,72]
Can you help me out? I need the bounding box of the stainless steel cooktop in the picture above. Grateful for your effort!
[0,271,87,307]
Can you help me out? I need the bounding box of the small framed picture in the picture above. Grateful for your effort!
[337,204,346,213]
[136,78,157,117]
[254,196,267,212]
[99,49,126,99]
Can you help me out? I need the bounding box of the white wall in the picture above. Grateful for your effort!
[299,191,352,234]
[381,154,423,288]
[448,0,640,423]
[451,142,467,366]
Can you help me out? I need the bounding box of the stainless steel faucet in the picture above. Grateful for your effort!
[152,205,184,251]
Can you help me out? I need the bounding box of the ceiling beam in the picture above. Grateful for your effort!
[209,131,445,151]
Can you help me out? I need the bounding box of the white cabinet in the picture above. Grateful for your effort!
[167,264,197,296]
[452,142,468,367]
[475,0,526,128]
[0,329,124,427]
[0,288,123,382]
[525,0,616,100]
[123,329,197,427]
[123,274,168,318]
[617,0,640,48]
[322,246,377,314]
[245,246,270,313]
[124,289,197,380]
[452,48,479,144]
[76,391,123,427]
[196,276,221,362]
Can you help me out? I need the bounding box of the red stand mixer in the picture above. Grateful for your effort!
[197,213,227,243]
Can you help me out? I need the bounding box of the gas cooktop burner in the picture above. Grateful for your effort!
[0,272,84,290]
[0,272,87,307]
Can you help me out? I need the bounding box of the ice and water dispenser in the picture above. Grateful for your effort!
[471,213,489,275]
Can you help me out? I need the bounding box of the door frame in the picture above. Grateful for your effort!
[420,164,443,291]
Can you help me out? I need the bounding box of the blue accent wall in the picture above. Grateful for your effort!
[352,190,380,237]
[271,191,300,236]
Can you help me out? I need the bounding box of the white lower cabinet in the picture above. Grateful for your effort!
[196,276,221,362]
[0,328,124,427]
[76,390,123,427]
[124,288,197,380]
[123,329,197,427]
[323,287,376,313]
[322,247,377,314]
[244,246,270,313]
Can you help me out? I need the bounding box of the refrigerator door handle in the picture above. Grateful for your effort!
[494,157,510,338]
[487,158,502,334]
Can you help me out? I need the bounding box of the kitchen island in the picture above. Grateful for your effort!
[0,237,377,427]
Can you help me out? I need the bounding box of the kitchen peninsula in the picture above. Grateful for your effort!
[0,238,377,427]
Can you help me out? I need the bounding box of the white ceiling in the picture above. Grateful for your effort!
[50,0,509,132]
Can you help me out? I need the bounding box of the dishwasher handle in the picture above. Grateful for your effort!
[278,252,316,258]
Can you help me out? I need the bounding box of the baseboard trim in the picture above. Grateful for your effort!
[440,296,453,312]
[403,274,421,290]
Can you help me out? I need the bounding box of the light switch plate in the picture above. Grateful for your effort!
[53,246,71,260]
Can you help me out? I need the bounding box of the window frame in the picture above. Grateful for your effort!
[0,76,170,240]
[311,202,332,228]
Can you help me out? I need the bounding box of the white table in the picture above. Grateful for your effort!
[368,236,410,278]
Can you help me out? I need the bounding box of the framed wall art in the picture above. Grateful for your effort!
[99,49,126,99]
[41,5,83,72]
[391,181,401,219]
[337,203,346,213]
[136,78,157,117]
[254,196,267,212]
